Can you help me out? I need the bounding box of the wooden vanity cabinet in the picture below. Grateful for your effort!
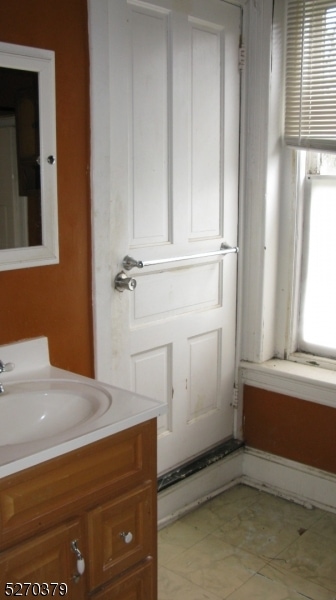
[0,419,157,599]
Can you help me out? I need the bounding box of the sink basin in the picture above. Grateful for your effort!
[0,379,112,445]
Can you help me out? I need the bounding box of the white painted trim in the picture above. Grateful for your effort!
[240,0,276,363]
[158,440,336,529]
[240,359,336,408]
[243,447,336,514]
[158,449,244,527]
[234,0,248,393]
[87,0,115,381]
[158,444,336,526]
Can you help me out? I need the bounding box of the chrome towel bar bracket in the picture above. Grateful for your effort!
[122,243,239,271]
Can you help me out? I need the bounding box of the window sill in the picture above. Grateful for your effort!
[240,358,336,408]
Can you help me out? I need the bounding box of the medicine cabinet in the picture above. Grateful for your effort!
[0,42,58,271]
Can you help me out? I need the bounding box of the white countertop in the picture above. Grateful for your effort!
[0,337,167,478]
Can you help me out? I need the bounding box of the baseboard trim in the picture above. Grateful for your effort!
[157,448,244,528]
[157,439,244,492]
[243,447,336,513]
[157,446,336,528]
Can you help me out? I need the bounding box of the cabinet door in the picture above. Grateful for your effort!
[0,520,85,599]
[87,483,153,590]
[92,559,154,600]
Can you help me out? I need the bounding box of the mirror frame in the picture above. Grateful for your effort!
[0,42,59,271]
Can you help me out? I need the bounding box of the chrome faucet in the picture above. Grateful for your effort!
[0,360,15,394]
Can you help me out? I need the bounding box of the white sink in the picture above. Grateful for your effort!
[0,379,112,445]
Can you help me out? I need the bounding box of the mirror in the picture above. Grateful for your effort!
[0,42,58,270]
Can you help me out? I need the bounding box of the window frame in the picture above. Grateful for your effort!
[290,161,336,364]
[276,0,336,371]
[275,144,336,370]
[239,0,336,419]
[239,0,336,371]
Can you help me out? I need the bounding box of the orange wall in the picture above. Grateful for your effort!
[0,0,93,376]
[243,385,336,475]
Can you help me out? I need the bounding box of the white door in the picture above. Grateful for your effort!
[89,0,240,475]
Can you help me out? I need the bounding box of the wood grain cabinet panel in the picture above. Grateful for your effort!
[88,483,153,590]
[0,519,85,599]
[0,419,157,599]
[0,421,154,549]
[93,559,154,600]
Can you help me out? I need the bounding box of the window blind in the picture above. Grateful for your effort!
[285,0,336,151]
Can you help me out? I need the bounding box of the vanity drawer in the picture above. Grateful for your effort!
[87,482,154,590]
[92,558,154,600]
[0,420,156,550]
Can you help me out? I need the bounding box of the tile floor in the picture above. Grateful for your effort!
[158,484,336,600]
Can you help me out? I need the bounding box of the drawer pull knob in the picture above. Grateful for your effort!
[120,531,133,544]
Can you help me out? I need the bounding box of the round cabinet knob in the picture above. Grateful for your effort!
[120,531,133,544]
[47,155,56,165]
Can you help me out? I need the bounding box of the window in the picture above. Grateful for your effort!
[285,1,336,363]
[297,152,336,358]
[285,1,336,152]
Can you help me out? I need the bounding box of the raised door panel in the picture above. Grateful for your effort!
[87,483,153,591]
[0,520,85,599]
[130,4,170,247]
